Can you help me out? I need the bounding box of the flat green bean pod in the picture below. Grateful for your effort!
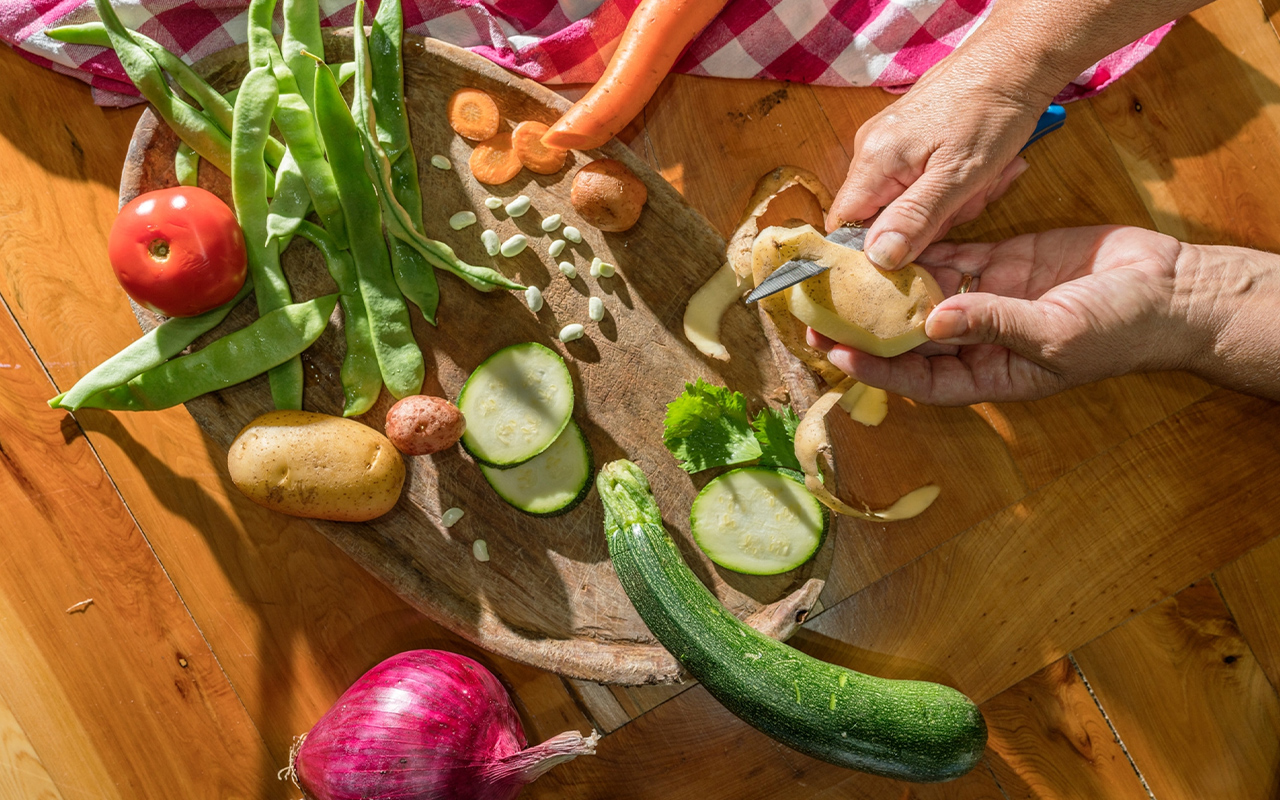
[311,54,424,400]
[248,0,349,247]
[349,9,522,294]
[232,65,304,410]
[93,0,233,176]
[74,294,338,412]
[295,221,382,416]
[282,0,325,114]
[50,279,254,412]
[175,143,200,186]
[266,148,313,244]
[370,0,439,323]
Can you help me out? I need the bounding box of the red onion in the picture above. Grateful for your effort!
[289,650,598,800]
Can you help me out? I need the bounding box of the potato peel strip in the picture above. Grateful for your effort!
[794,378,939,521]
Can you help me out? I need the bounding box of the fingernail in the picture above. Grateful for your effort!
[927,308,968,343]
[866,231,910,270]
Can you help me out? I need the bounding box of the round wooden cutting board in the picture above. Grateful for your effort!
[120,30,835,684]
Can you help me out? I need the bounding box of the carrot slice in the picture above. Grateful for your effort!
[448,89,501,142]
[469,131,523,185]
[512,120,568,175]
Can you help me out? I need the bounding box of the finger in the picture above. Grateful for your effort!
[823,345,989,406]
[827,160,908,231]
[862,169,978,270]
[925,292,1069,368]
[806,327,837,352]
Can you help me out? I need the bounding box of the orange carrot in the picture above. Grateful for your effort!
[542,0,730,151]
[512,121,568,174]
[469,130,523,185]
[448,89,501,142]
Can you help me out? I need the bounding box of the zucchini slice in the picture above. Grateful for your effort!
[598,460,988,783]
[691,467,827,575]
[481,421,593,516]
[457,343,574,468]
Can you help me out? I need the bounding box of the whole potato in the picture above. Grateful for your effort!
[570,159,647,232]
[385,395,466,455]
[228,410,405,522]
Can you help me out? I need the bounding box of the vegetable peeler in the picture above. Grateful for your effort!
[745,104,1066,304]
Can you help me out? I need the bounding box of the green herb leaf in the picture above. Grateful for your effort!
[752,406,802,471]
[663,379,762,473]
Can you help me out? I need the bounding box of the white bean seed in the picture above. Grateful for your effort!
[481,229,501,256]
[525,285,544,312]
[599,261,616,278]
[589,257,603,278]
[548,239,567,258]
[505,195,532,217]
[563,225,582,243]
[589,296,604,321]
[472,539,490,562]
[559,323,585,342]
[541,214,562,232]
[484,196,503,209]
[500,234,529,257]
[442,507,464,527]
[558,260,578,279]
[430,154,452,170]
[448,211,477,230]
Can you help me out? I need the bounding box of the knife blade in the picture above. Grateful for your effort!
[745,103,1067,305]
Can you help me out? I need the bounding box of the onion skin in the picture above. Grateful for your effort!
[294,650,597,800]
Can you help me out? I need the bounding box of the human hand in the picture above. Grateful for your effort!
[828,56,1054,270]
[808,226,1198,405]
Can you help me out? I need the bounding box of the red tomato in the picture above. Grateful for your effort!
[108,186,248,317]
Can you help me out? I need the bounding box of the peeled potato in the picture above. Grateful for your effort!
[228,411,405,522]
[753,224,943,358]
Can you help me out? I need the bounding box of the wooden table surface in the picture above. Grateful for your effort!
[3,2,1280,797]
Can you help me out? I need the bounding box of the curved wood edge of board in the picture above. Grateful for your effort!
[118,30,837,685]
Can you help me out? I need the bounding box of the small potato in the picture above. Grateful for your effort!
[570,159,647,232]
[385,395,466,456]
[228,410,404,522]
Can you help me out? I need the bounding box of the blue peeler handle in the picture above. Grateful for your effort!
[1022,103,1066,151]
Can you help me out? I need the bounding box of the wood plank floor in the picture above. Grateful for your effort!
[2,1,1280,797]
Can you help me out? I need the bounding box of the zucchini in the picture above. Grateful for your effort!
[691,467,827,575]
[481,421,593,516]
[598,460,987,783]
[457,343,574,468]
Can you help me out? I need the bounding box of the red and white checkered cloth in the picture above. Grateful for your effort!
[2,0,1172,107]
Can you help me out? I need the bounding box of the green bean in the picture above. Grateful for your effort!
[92,0,232,176]
[311,54,424,399]
[50,279,254,411]
[248,0,349,247]
[232,65,303,409]
[349,4,522,293]
[282,0,324,114]
[266,148,312,243]
[369,0,439,322]
[295,221,382,416]
[175,142,199,185]
[332,61,357,88]
[74,294,338,412]
[50,20,286,170]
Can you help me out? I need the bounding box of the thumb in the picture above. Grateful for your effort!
[925,293,1066,360]
[863,170,973,270]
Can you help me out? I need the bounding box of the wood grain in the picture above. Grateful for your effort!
[0,298,274,797]
[1215,536,1280,691]
[982,658,1149,799]
[1073,581,1280,799]
[793,389,1280,704]
[0,691,62,800]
